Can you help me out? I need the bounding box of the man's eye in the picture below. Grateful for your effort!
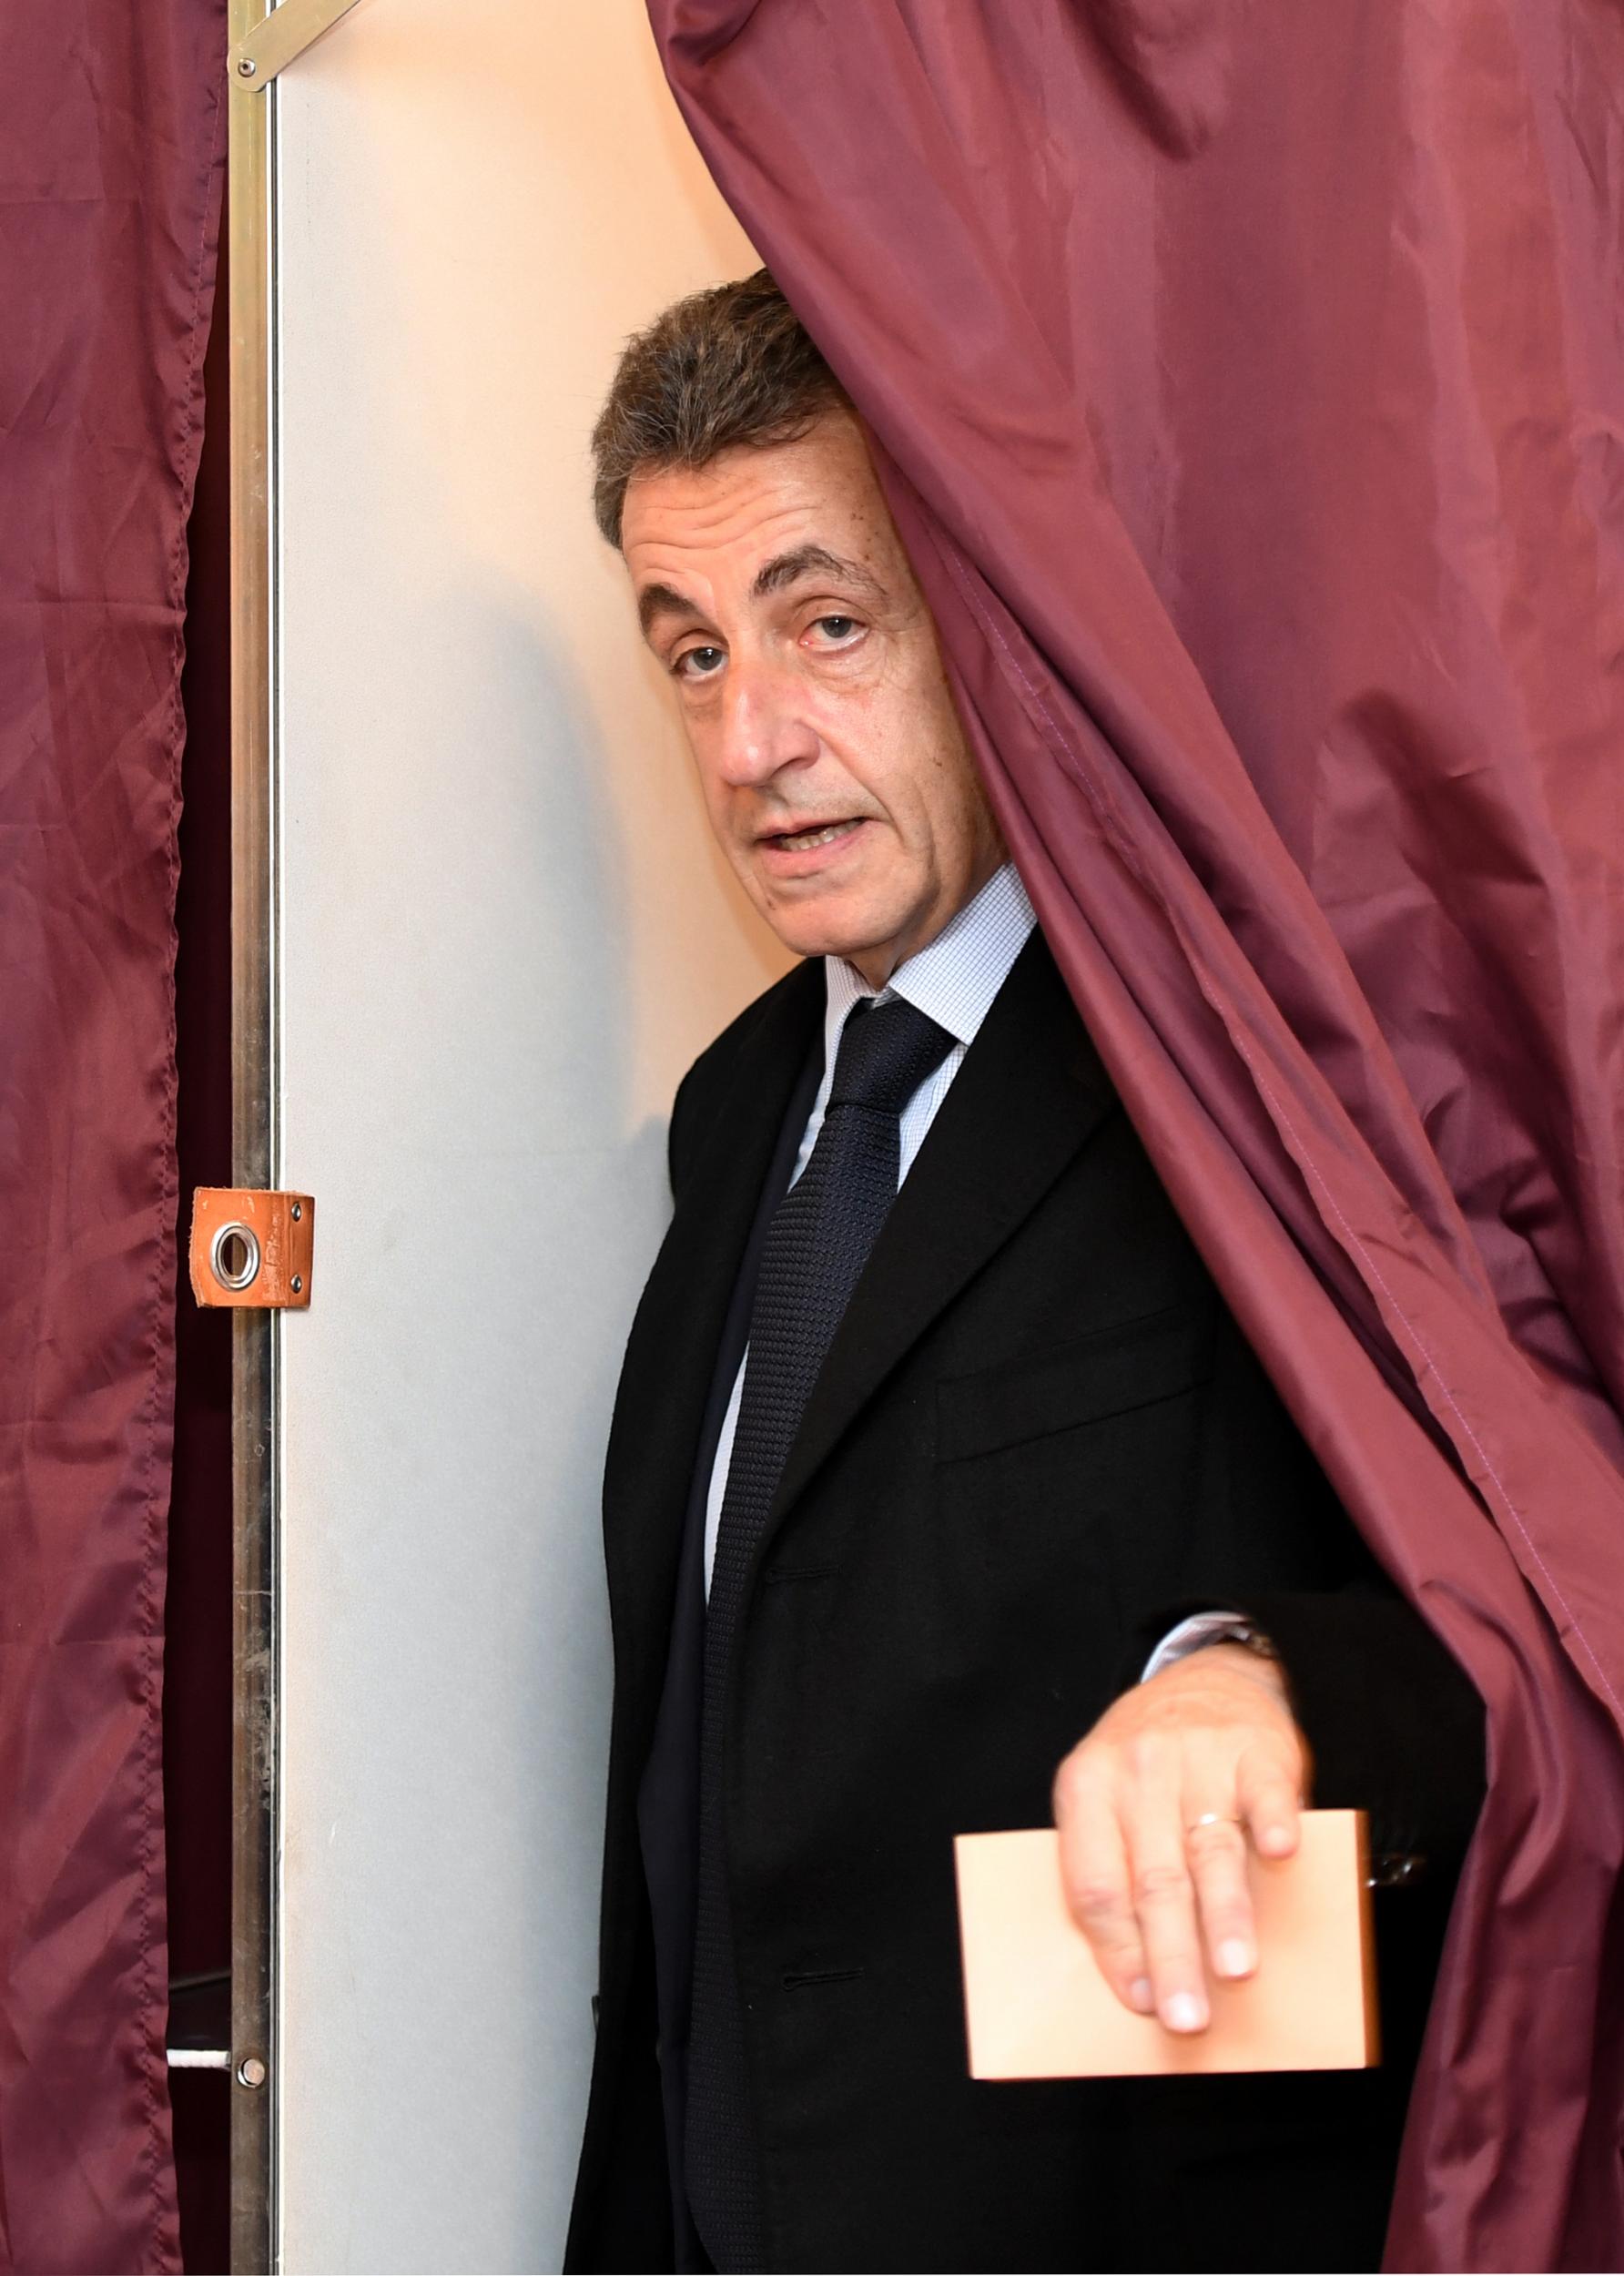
[811,615,859,643]
[675,645,726,678]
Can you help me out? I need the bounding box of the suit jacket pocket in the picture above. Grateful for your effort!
[936,1304,1217,1461]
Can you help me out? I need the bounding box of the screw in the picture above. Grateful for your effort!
[238,2055,268,2089]
[290,1275,303,1295]
[237,55,258,77]
[290,1203,302,1221]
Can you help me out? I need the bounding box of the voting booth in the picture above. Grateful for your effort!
[218,3,785,2263]
[12,5,1622,2268]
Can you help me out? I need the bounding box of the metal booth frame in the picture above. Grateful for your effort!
[226,4,369,2265]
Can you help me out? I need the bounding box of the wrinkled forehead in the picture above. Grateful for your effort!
[621,412,915,615]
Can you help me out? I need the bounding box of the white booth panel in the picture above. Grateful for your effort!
[273,7,784,2268]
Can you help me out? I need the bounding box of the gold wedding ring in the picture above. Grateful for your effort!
[1185,1811,1243,1834]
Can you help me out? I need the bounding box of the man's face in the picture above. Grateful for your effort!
[621,409,1005,986]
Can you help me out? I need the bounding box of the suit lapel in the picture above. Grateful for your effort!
[603,958,824,1722]
[768,933,1117,1532]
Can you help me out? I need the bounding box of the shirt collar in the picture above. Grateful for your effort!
[821,861,1038,1060]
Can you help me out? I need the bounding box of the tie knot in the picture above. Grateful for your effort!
[827,995,956,1117]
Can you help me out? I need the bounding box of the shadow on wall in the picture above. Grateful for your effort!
[332,0,790,1115]
[271,6,789,2267]
[279,566,689,2271]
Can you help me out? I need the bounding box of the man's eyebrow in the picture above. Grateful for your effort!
[751,545,884,602]
[636,581,704,637]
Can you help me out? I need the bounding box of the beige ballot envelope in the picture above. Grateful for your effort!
[955,1809,1377,2078]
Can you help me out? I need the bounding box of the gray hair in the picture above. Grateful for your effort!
[590,269,848,548]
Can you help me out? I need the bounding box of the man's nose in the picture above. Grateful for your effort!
[713,654,820,787]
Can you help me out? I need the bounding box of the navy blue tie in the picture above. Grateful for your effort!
[685,995,956,2272]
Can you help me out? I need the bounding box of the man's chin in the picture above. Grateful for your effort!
[743,852,933,972]
[764,904,897,968]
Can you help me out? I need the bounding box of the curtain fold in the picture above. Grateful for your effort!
[648,3,1624,2266]
[0,2,226,2266]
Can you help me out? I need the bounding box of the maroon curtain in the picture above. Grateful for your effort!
[0,2,226,2267]
[649,5,1624,2268]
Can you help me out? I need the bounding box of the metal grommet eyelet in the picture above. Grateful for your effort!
[210,1221,261,1292]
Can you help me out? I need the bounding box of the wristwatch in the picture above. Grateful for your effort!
[1140,1611,1280,1683]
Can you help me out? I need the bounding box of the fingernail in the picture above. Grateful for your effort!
[1216,1938,1254,1978]
[1128,1977,1154,2014]
[1163,1992,1207,2034]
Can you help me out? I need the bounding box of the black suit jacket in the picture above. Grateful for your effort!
[566,935,1484,2276]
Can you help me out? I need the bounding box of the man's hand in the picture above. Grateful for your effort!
[1051,1643,1310,2034]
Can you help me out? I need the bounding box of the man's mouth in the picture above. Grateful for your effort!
[760,818,866,855]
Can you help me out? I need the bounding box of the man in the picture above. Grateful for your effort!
[565,271,1485,2276]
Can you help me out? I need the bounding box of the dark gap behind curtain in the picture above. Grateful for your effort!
[648,2,1624,2268]
[167,218,235,2276]
[0,1,227,2267]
